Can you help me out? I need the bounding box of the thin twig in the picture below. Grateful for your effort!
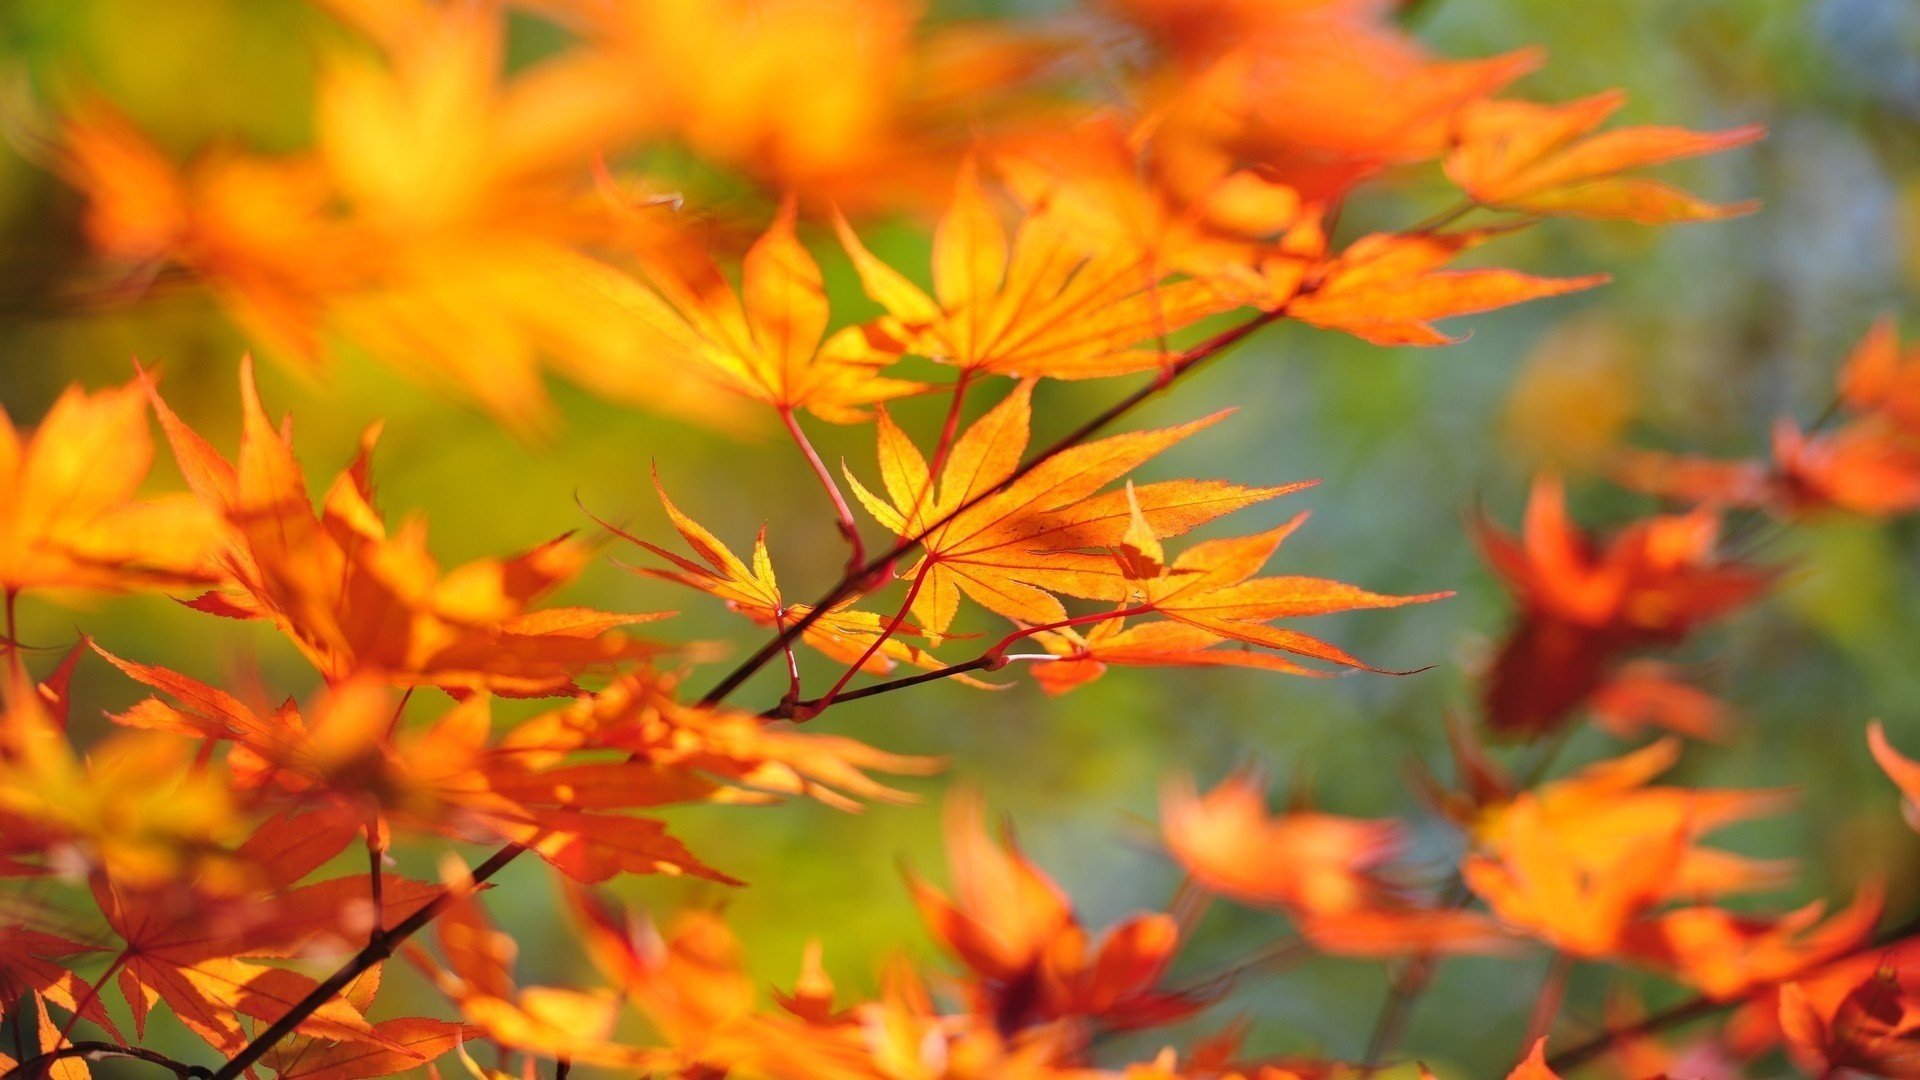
[772,605,1155,720]
[780,406,866,573]
[3,1043,210,1080]
[803,561,934,716]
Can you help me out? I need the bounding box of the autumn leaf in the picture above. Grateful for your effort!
[1476,475,1774,736]
[1162,772,1507,957]
[1445,91,1764,223]
[609,469,968,680]
[908,790,1206,1032]
[404,859,668,1070]
[1288,229,1606,346]
[637,200,927,421]
[1622,884,1882,999]
[844,380,1286,637]
[1463,739,1794,959]
[0,376,220,598]
[838,160,1236,380]
[143,358,673,696]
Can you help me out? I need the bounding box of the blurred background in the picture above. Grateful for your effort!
[2,0,1919,1074]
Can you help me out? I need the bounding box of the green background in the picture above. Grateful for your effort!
[2,0,1918,1074]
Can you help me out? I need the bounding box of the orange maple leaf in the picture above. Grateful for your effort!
[1463,739,1793,959]
[0,377,220,598]
[837,161,1236,381]
[1476,475,1774,736]
[1622,884,1883,999]
[1288,230,1606,346]
[844,380,1284,637]
[909,790,1206,1034]
[610,470,965,680]
[1161,771,1508,957]
[637,200,927,421]
[143,359,672,696]
[1445,91,1764,223]
[404,860,664,1070]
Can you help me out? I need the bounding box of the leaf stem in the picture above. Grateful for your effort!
[927,369,974,485]
[1522,952,1574,1051]
[779,406,866,573]
[805,560,933,716]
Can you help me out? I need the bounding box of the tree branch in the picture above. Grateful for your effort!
[3,1043,211,1080]
[208,842,529,1080]
[1546,908,1920,1072]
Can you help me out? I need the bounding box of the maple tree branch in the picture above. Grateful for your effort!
[698,307,1286,707]
[208,841,529,1080]
[766,655,998,718]
[771,605,1155,720]
[3,1043,211,1080]
[1545,907,1920,1072]
[779,406,866,573]
[4,587,19,680]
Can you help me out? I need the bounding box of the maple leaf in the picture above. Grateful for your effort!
[1123,516,1449,673]
[1586,661,1731,742]
[1288,229,1607,346]
[0,925,121,1043]
[1780,969,1920,1078]
[1161,772,1507,957]
[0,675,241,886]
[404,860,665,1070]
[0,376,220,598]
[1616,322,1920,517]
[566,893,879,1079]
[1445,91,1764,223]
[997,115,1327,307]
[637,200,927,421]
[1870,721,1920,832]
[253,965,451,1080]
[1462,739,1794,959]
[844,380,1285,637]
[91,809,443,1056]
[1843,315,1920,430]
[56,9,736,434]
[837,160,1236,381]
[497,672,943,814]
[609,470,967,680]
[908,790,1206,1034]
[1621,884,1883,999]
[97,656,741,886]
[143,359,672,696]
[1106,0,1542,201]
[1475,475,1774,736]
[1027,620,1329,695]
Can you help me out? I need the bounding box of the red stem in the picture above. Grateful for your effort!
[806,560,933,715]
[927,369,973,484]
[779,406,865,572]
